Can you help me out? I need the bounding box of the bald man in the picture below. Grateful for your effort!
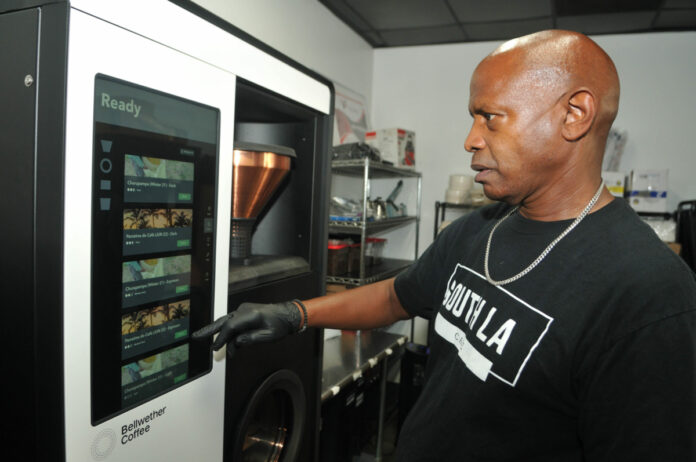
[195,30,696,461]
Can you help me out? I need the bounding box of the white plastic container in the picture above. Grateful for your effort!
[445,188,469,204]
[448,174,473,191]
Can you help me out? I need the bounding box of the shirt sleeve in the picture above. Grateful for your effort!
[394,204,506,320]
[394,217,458,319]
[578,309,696,461]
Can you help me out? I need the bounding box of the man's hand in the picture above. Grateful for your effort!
[191,302,303,355]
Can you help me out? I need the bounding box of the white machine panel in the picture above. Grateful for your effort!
[64,9,233,461]
[71,0,332,115]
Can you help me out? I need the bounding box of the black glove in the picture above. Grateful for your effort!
[191,301,303,355]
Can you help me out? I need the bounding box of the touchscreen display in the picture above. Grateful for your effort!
[91,75,219,424]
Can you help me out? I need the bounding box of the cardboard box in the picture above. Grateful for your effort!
[628,196,668,213]
[601,171,626,197]
[627,169,669,213]
[668,242,682,255]
[628,169,668,192]
[326,284,349,294]
[365,128,416,169]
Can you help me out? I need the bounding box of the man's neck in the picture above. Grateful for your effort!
[517,182,613,222]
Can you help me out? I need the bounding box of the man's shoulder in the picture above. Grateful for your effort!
[598,200,690,277]
[592,201,696,319]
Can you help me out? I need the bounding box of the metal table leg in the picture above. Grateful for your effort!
[375,358,388,461]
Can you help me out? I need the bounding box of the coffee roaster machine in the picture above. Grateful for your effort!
[1,1,333,461]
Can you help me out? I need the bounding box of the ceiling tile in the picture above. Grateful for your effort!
[555,0,662,16]
[450,0,552,23]
[322,0,695,47]
[379,25,466,47]
[655,9,696,27]
[556,12,655,34]
[662,0,696,8]
[346,0,455,29]
[463,18,554,41]
[319,0,373,31]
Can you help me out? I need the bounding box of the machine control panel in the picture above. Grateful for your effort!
[91,75,219,424]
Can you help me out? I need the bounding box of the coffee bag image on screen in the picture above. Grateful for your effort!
[121,300,191,360]
[121,344,189,407]
[124,155,194,203]
[122,255,191,308]
[123,208,193,256]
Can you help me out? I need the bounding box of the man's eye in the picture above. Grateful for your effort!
[483,113,495,121]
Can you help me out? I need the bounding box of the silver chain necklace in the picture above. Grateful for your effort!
[484,182,604,286]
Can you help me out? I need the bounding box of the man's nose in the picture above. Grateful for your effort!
[464,120,485,153]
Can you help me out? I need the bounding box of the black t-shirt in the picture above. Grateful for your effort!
[394,198,696,461]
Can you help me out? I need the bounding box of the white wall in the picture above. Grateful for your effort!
[192,0,374,105]
[371,31,696,256]
[593,33,696,208]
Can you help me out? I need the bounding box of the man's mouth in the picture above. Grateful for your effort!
[471,163,493,182]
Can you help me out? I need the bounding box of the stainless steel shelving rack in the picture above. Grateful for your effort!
[433,201,482,238]
[327,158,422,287]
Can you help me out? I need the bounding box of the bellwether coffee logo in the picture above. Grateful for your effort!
[90,406,168,460]
[435,264,553,386]
[120,406,167,446]
[91,428,117,461]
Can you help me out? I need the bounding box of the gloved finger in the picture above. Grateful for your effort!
[210,310,262,350]
[236,328,278,346]
[191,313,233,340]
[225,342,236,358]
[192,302,256,341]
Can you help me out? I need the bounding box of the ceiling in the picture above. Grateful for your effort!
[318,0,696,47]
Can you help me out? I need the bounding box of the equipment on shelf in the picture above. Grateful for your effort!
[677,200,696,271]
[331,142,382,162]
[327,159,421,288]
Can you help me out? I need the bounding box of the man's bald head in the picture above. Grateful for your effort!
[483,29,620,136]
[465,30,621,215]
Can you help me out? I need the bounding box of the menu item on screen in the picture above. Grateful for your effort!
[122,255,191,308]
[121,300,191,360]
[121,344,189,407]
[124,155,194,203]
[123,208,193,256]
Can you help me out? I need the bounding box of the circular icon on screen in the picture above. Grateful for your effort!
[99,158,113,174]
[91,428,117,461]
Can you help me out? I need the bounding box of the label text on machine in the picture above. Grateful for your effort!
[101,93,142,118]
[121,406,166,445]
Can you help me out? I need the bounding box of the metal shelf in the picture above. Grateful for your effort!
[434,201,484,238]
[328,156,421,329]
[326,258,413,286]
[331,159,421,179]
[329,215,417,234]
[436,201,483,209]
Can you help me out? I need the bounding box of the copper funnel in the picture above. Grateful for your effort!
[231,141,295,260]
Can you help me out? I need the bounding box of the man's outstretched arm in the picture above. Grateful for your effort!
[192,277,410,353]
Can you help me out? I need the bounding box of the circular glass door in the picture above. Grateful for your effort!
[234,369,306,462]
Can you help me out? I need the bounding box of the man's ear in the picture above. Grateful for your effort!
[562,89,596,141]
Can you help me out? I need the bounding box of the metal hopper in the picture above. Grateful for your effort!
[230,141,295,260]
